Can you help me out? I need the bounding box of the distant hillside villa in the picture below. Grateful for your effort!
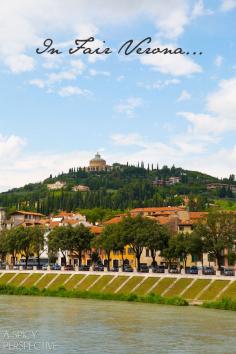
[47,181,66,190]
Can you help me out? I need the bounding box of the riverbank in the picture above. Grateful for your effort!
[202,298,236,311]
[1,283,236,312]
[0,284,188,306]
[0,271,236,309]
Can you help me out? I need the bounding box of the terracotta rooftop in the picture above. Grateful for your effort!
[90,226,103,234]
[130,207,185,213]
[189,212,208,219]
[57,211,74,217]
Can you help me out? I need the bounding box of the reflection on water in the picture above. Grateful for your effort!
[0,295,236,354]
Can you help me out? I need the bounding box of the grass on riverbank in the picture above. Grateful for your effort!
[198,280,229,301]
[0,284,188,306]
[133,277,159,296]
[116,276,141,294]
[181,279,211,300]
[151,277,176,295]
[9,273,28,287]
[202,298,236,311]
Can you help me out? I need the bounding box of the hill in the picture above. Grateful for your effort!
[0,163,235,215]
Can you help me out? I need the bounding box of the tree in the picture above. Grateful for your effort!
[30,226,45,267]
[15,226,33,267]
[174,232,191,269]
[4,228,20,265]
[112,223,126,270]
[70,224,94,266]
[194,211,236,270]
[146,223,170,266]
[120,215,155,271]
[0,230,7,263]
[94,224,119,270]
[162,236,178,270]
[188,230,206,267]
[48,226,72,265]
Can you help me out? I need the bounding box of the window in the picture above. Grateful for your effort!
[128,248,134,255]
[179,226,184,231]
[146,248,150,257]
[192,255,200,262]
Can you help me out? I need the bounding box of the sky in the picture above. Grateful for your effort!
[0,0,236,191]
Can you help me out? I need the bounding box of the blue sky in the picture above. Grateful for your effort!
[0,0,236,190]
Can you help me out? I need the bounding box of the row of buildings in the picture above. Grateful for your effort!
[0,205,220,269]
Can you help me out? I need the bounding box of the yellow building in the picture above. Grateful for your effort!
[87,153,109,172]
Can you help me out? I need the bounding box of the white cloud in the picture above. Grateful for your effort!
[0,148,94,189]
[70,59,86,72]
[177,89,191,102]
[177,77,236,142]
[220,0,236,11]
[138,78,180,90]
[47,71,77,84]
[29,59,86,92]
[0,0,208,75]
[89,69,110,76]
[178,112,223,136]
[206,77,236,121]
[111,133,144,146]
[114,97,144,117]
[139,40,202,76]
[0,134,26,160]
[109,131,236,178]
[5,54,35,73]
[191,0,213,18]
[29,79,45,89]
[214,55,223,67]
[116,75,125,82]
[58,86,92,97]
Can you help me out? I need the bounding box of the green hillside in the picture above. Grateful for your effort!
[0,163,235,215]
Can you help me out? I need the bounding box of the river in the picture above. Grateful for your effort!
[0,296,235,354]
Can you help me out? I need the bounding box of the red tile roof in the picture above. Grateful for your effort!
[90,226,103,234]
[130,207,185,213]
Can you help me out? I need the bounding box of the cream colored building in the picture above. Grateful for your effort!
[47,181,66,190]
[72,185,90,192]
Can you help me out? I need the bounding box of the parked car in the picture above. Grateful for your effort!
[0,263,6,270]
[42,264,49,270]
[169,266,180,274]
[189,266,198,275]
[202,266,215,275]
[79,265,90,271]
[139,265,149,273]
[152,265,165,273]
[64,265,74,271]
[13,265,20,270]
[110,266,119,272]
[123,265,133,272]
[50,264,61,271]
[222,268,235,276]
[93,264,104,271]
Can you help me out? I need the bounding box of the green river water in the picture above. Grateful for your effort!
[0,296,235,354]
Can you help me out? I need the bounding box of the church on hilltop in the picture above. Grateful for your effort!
[86,152,112,172]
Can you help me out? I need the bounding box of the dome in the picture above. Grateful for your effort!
[89,153,106,169]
